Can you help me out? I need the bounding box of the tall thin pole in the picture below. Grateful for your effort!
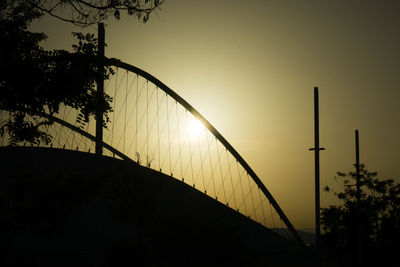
[355,130,363,266]
[355,130,360,203]
[96,23,105,155]
[309,87,325,249]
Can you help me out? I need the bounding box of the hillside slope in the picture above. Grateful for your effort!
[0,147,308,266]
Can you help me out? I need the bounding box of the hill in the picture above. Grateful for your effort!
[0,146,310,266]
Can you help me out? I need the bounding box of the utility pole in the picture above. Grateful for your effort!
[309,87,325,249]
[355,130,363,266]
[355,130,361,206]
[95,23,105,155]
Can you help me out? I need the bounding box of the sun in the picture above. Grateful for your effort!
[187,118,205,141]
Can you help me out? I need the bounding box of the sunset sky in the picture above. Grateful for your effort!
[30,0,400,230]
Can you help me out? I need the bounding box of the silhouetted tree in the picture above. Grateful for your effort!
[321,164,400,266]
[0,2,111,144]
[0,0,163,145]
[13,0,164,25]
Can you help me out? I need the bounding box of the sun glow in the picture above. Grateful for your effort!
[187,117,205,141]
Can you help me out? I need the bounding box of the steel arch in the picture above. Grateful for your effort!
[103,58,305,247]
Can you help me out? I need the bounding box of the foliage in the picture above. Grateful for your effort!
[321,164,400,265]
[25,0,164,26]
[0,0,164,145]
[0,2,114,145]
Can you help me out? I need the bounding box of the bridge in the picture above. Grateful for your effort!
[0,25,305,249]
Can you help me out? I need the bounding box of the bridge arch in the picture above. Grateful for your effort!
[0,58,304,247]
[105,58,304,246]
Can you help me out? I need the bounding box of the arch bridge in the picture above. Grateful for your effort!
[0,32,305,248]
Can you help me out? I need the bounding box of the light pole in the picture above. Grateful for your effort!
[355,130,363,266]
[309,87,325,249]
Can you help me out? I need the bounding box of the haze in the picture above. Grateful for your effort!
[30,0,400,230]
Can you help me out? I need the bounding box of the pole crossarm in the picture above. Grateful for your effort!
[308,148,325,151]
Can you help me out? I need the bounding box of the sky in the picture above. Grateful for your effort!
[30,0,400,230]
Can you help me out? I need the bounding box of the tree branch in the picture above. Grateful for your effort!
[67,0,89,19]
[26,0,93,26]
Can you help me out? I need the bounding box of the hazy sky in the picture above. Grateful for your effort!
[31,0,400,230]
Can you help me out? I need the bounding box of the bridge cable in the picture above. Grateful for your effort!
[258,186,267,226]
[216,139,227,204]
[176,101,183,180]
[71,109,78,149]
[171,101,183,177]
[66,110,79,149]
[124,78,146,159]
[146,84,159,167]
[247,173,257,219]
[111,67,118,146]
[226,149,238,210]
[146,80,149,162]
[238,161,248,215]
[159,94,170,171]
[197,129,205,191]
[54,105,68,148]
[183,110,195,186]
[110,69,128,150]
[166,94,172,175]
[124,69,128,153]
[170,102,180,175]
[205,129,217,198]
[125,77,141,156]
[135,74,138,161]
[270,203,276,228]
[156,87,161,171]
[147,85,158,167]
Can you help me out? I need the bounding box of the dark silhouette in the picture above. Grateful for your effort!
[0,1,164,145]
[6,0,164,26]
[308,86,326,248]
[0,2,311,266]
[321,164,400,266]
[0,2,115,145]
[0,146,310,267]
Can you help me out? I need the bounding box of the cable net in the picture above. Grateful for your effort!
[0,64,292,237]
